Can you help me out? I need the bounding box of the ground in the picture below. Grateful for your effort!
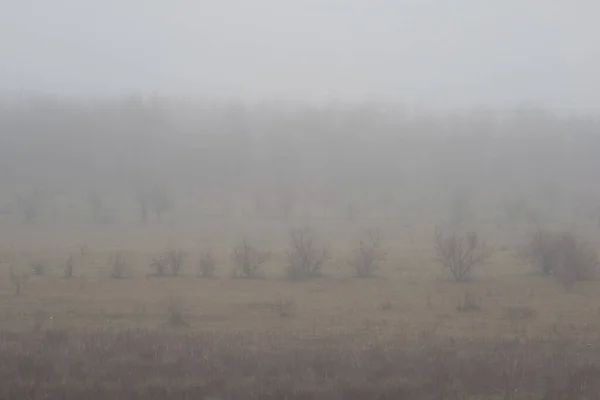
[1,217,600,399]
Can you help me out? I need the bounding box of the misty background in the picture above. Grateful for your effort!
[0,1,599,243]
[1,1,600,109]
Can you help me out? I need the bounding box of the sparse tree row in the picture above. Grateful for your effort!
[2,99,600,230]
[8,224,597,296]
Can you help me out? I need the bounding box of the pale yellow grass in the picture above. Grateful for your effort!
[1,220,599,342]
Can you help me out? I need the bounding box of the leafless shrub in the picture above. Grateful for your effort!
[165,298,189,328]
[150,254,169,277]
[457,292,481,312]
[166,248,186,276]
[434,226,493,281]
[63,255,74,279]
[286,227,330,280]
[523,229,598,283]
[9,265,30,295]
[231,239,269,279]
[503,306,537,322]
[29,262,45,276]
[150,248,186,277]
[348,228,387,278]
[197,250,217,278]
[109,251,130,279]
[271,297,296,317]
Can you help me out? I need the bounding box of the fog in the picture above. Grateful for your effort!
[2,1,600,109]
[1,1,600,241]
[4,5,600,397]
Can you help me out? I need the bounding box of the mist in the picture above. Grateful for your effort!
[2,1,600,110]
[3,3,600,399]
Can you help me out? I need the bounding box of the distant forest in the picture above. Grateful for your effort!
[1,96,599,224]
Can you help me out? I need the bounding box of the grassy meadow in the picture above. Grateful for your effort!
[1,101,600,398]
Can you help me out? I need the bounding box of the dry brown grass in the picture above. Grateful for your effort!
[0,329,599,399]
[1,219,600,398]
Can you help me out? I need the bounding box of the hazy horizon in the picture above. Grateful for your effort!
[2,1,600,111]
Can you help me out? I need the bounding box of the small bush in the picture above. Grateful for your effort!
[348,228,387,278]
[523,229,598,282]
[457,292,481,312]
[109,251,130,279]
[166,248,186,276]
[434,226,493,281]
[150,248,186,277]
[150,255,168,276]
[231,239,269,279]
[197,250,217,278]
[29,262,45,276]
[286,227,330,280]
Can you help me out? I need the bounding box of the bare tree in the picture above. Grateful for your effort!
[30,262,45,276]
[109,251,130,279]
[434,226,493,281]
[348,228,387,278]
[522,229,598,282]
[231,239,269,279]
[150,254,169,277]
[166,248,185,276]
[197,249,217,278]
[150,248,186,277]
[286,227,331,280]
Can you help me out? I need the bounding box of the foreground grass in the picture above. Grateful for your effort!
[1,221,600,398]
[1,328,600,399]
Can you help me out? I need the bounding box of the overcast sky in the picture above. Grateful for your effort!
[1,1,599,111]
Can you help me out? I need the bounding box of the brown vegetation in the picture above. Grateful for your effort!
[434,227,493,281]
[286,227,330,280]
[231,240,270,279]
[523,229,599,283]
[0,329,598,399]
[348,228,387,278]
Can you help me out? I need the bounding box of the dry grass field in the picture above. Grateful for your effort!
[2,214,600,399]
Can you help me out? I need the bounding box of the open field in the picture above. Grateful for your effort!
[1,216,600,399]
[2,100,600,398]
